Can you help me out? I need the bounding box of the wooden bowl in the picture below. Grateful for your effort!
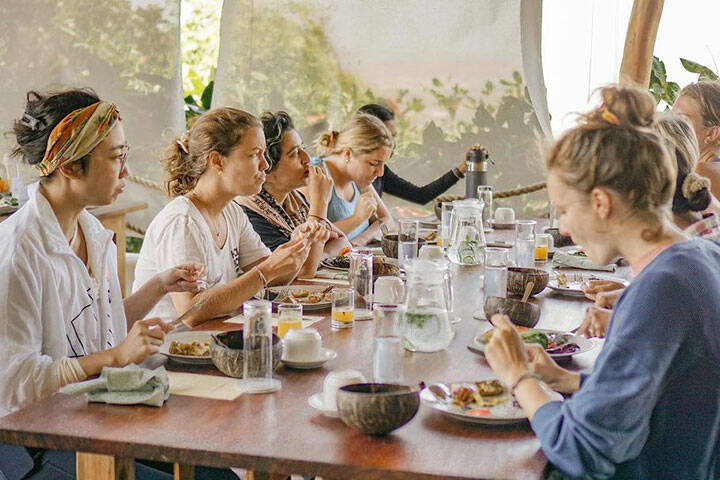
[381,234,427,259]
[506,267,549,296]
[337,383,420,435]
[483,296,540,328]
[210,329,282,378]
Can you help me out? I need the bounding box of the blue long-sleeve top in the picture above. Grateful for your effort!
[531,237,720,479]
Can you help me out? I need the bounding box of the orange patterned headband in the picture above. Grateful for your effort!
[597,104,620,125]
[37,101,120,176]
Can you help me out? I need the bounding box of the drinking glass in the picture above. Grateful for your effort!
[237,300,281,393]
[515,220,537,268]
[484,247,509,299]
[397,218,419,270]
[477,185,494,232]
[277,303,303,338]
[349,247,373,319]
[440,202,454,247]
[373,304,404,383]
[331,288,355,329]
[534,233,551,264]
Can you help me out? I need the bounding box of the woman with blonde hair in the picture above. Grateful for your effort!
[672,81,720,199]
[485,85,720,478]
[311,113,394,245]
[134,107,332,326]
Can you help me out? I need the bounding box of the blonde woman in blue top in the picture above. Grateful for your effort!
[310,114,394,245]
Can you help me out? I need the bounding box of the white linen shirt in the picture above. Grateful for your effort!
[133,196,270,322]
[0,183,126,417]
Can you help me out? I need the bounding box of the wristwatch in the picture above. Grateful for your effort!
[452,167,465,179]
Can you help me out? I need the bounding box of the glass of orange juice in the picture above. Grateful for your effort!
[331,288,354,329]
[535,233,551,264]
[277,303,303,338]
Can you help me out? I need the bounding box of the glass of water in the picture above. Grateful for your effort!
[397,218,419,270]
[515,220,537,268]
[349,247,373,320]
[477,185,494,232]
[484,247,509,299]
[440,202,454,247]
[373,304,404,383]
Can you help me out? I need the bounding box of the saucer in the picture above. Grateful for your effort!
[282,348,337,369]
[308,392,339,418]
[490,220,516,230]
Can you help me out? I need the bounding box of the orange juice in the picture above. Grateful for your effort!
[534,245,548,262]
[331,307,355,327]
[278,316,303,338]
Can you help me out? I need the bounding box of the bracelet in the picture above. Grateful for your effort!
[452,167,465,179]
[510,372,537,396]
[254,266,268,288]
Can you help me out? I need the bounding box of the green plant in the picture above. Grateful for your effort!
[649,56,719,108]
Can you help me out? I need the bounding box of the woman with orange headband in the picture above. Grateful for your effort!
[0,89,219,479]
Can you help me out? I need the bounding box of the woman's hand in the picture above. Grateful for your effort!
[459,144,488,174]
[578,305,612,338]
[113,318,174,365]
[307,165,334,208]
[354,190,378,222]
[581,279,625,302]
[258,237,311,282]
[526,344,580,394]
[594,289,623,309]
[292,220,336,245]
[484,314,531,387]
[157,262,207,293]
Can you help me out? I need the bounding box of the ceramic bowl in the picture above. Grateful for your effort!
[484,296,540,328]
[210,329,282,378]
[381,234,427,259]
[544,227,574,248]
[506,267,549,297]
[337,383,420,435]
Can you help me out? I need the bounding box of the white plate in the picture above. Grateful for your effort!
[282,348,337,369]
[320,257,349,271]
[160,331,213,365]
[260,285,333,311]
[421,381,562,425]
[308,392,339,418]
[548,273,629,297]
[472,326,595,361]
[489,220,516,230]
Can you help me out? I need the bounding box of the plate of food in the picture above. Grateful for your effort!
[421,379,562,425]
[548,272,629,297]
[473,326,594,361]
[160,331,213,365]
[320,255,400,276]
[259,285,334,311]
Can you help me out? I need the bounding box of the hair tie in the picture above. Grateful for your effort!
[597,104,620,125]
[330,130,339,144]
[21,113,43,131]
[682,173,711,199]
[176,134,189,155]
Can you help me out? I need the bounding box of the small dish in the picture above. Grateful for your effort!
[160,331,213,365]
[308,392,339,418]
[473,325,595,361]
[489,220,516,230]
[548,273,629,297]
[282,348,337,369]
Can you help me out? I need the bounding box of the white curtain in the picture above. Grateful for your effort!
[0,0,185,228]
[214,0,551,216]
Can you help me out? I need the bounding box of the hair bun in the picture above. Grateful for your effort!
[682,172,711,198]
[587,86,656,129]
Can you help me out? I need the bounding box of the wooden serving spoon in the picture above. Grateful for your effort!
[521,281,535,303]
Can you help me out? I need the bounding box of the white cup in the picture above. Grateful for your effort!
[418,245,445,262]
[283,328,322,362]
[323,370,366,411]
[494,207,515,224]
[373,276,405,304]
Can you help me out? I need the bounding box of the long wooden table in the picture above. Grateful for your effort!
[0,227,625,480]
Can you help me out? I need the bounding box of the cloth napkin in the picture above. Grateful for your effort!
[552,250,616,272]
[308,269,348,281]
[60,364,170,407]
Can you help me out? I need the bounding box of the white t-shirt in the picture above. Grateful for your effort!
[133,197,270,321]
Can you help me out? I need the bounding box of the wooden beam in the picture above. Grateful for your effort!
[77,452,135,480]
[619,0,665,87]
[173,463,195,480]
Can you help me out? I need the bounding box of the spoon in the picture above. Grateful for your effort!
[521,281,535,303]
[427,383,451,403]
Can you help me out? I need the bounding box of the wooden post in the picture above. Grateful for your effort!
[77,452,135,480]
[619,0,665,87]
[173,463,195,480]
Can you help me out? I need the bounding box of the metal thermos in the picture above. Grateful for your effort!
[465,148,489,199]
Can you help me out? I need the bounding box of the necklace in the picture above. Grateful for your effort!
[189,193,224,240]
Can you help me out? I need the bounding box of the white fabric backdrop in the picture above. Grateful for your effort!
[0,0,185,228]
[214,0,551,216]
